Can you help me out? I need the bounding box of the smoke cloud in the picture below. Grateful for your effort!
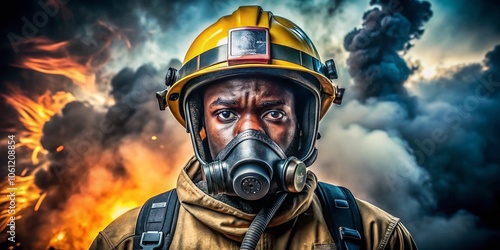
[343,0,432,103]
[314,1,500,249]
[18,63,191,248]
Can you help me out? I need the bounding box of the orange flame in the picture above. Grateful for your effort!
[2,86,75,164]
[0,87,72,237]
[1,22,190,249]
[13,20,134,93]
[35,143,187,249]
[0,175,42,230]
[22,56,96,91]
[14,37,98,92]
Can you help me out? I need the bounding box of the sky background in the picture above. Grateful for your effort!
[0,0,499,249]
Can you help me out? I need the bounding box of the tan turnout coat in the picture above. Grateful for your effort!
[90,157,417,250]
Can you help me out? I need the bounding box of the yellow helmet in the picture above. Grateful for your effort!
[156,5,344,165]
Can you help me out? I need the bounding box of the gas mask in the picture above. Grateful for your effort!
[203,129,307,200]
[180,70,325,201]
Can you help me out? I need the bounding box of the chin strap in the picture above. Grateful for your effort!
[303,148,318,167]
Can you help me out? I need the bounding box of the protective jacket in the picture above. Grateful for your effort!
[90,157,417,250]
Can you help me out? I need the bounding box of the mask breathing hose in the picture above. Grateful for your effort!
[240,192,288,250]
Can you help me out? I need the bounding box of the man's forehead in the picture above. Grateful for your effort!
[202,76,297,96]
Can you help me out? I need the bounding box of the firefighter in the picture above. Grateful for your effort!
[90,6,417,250]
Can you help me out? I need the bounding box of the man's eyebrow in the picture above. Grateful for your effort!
[209,98,239,107]
[258,100,287,108]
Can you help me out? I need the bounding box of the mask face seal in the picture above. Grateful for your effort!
[202,130,307,200]
[182,69,322,167]
[181,71,322,200]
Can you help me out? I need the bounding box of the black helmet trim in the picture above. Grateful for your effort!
[178,43,327,81]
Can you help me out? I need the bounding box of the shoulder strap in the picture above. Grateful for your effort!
[133,189,180,250]
[315,182,365,250]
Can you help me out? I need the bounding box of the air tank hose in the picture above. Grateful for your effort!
[240,192,288,250]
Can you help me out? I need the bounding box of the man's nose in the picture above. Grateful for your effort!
[236,114,265,134]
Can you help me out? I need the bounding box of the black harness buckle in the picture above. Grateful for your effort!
[140,231,163,250]
[339,226,361,240]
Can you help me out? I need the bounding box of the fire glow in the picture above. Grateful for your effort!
[14,38,99,93]
[3,87,75,165]
[0,23,189,249]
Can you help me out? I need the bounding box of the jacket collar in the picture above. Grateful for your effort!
[176,157,318,241]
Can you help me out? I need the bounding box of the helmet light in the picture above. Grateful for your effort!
[227,27,270,65]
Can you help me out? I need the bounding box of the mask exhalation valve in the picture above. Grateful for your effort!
[233,163,271,200]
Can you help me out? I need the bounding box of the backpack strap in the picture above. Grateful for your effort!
[315,182,365,250]
[133,189,180,250]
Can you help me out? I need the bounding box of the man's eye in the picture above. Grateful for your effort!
[216,111,237,121]
[263,110,285,121]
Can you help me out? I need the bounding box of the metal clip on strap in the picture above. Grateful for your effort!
[314,182,365,250]
[339,227,362,250]
[140,231,163,250]
[134,189,179,250]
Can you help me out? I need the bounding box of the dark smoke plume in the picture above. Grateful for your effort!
[343,0,432,101]
[334,1,500,248]
[17,64,190,248]
[404,45,500,250]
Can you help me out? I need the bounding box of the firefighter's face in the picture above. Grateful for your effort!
[203,77,299,160]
